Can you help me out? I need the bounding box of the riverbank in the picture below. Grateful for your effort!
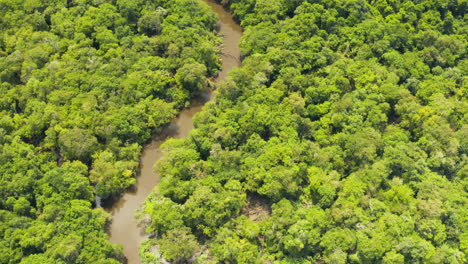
[105,1,242,263]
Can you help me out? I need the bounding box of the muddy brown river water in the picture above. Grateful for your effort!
[103,1,242,263]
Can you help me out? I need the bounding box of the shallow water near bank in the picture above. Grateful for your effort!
[104,1,242,263]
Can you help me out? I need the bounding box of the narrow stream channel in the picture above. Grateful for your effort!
[103,1,242,263]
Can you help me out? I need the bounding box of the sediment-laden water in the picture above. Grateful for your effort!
[104,1,242,263]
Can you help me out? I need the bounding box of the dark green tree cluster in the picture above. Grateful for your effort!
[0,0,221,263]
[142,0,467,263]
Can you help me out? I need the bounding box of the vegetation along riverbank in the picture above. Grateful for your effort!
[0,0,466,263]
[141,0,467,263]
[0,0,221,262]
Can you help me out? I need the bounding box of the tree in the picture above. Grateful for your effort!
[175,61,208,93]
[38,161,94,202]
[158,227,199,263]
[58,128,98,162]
[89,150,137,198]
[138,9,166,36]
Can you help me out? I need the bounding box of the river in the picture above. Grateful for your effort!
[103,1,242,263]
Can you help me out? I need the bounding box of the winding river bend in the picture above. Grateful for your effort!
[104,1,242,263]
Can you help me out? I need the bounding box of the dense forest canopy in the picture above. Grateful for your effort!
[0,0,221,263]
[141,0,467,263]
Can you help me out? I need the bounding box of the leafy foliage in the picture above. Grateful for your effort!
[0,0,221,262]
[142,0,467,263]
